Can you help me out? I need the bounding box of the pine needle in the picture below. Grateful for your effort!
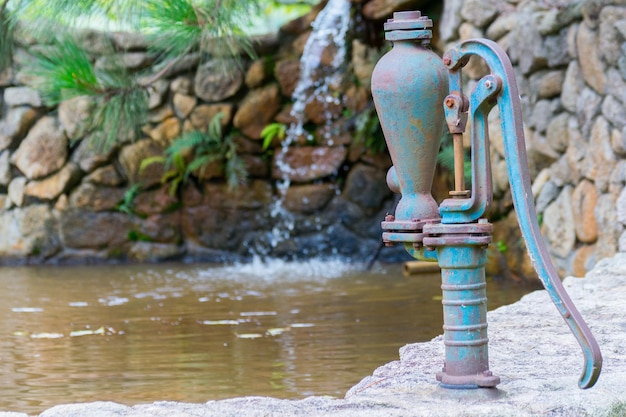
[0,5,15,73]
[24,36,100,105]
[16,0,144,35]
[141,0,202,59]
[88,87,148,151]
[23,33,147,151]
[141,0,259,67]
[11,0,259,155]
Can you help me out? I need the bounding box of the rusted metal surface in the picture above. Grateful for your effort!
[443,38,602,389]
[435,243,499,388]
[372,11,602,390]
[424,221,499,387]
[371,10,447,225]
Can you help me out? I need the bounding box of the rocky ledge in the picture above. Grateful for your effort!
[4,254,626,417]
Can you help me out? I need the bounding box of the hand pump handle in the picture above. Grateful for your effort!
[443,38,602,389]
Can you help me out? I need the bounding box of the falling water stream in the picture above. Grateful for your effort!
[0,261,538,414]
[269,0,352,249]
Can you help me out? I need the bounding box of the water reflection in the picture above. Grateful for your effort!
[0,260,538,414]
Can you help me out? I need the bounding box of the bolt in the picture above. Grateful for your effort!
[485,80,492,89]
[445,97,456,108]
[385,214,395,222]
[443,56,451,66]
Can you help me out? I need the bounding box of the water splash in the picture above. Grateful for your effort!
[196,256,367,282]
[269,0,352,250]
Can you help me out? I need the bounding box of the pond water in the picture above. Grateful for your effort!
[0,259,539,414]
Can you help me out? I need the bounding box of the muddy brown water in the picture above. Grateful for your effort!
[0,260,538,414]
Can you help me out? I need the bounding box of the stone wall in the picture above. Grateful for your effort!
[0,0,624,278]
[0,4,405,265]
[440,0,626,277]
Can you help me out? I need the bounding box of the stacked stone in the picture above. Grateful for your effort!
[0,8,398,265]
[2,0,623,277]
[441,0,626,278]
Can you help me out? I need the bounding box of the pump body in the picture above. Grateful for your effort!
[371,11,602,389]
[371,11,447,224]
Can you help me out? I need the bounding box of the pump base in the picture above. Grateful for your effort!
[436,370,500,388]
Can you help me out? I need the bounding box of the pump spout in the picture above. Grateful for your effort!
[443,38,602,389]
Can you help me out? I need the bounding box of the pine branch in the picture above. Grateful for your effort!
[86,86,148,151]
[14,0,260,154]
[142,0,259,64]
[24,36,102,105]
[138,55,184,88]
[0,3,14,72]
[16,0,144,33]
[0,0,9,15]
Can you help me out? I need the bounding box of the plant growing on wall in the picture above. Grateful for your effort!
[354,104,387,153]
[140,113,247,195]
[261,122,286,150]
[116,183,142,216]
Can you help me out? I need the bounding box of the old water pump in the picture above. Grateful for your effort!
[371,11,602,389]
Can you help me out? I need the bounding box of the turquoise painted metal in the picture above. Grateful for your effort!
[372,11,602,389]
[371,11,447,224]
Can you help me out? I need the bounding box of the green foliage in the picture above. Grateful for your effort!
[437,138,472,185]
[260,0,316,14]
[141,113,247,195]
[142,0,259,63]
[116,183,142,215]
[261,122,286,150]
[127,230,154,242]
[0,2,16,73]
[495,240,508,253]
[89,86,148,149]
[24,37,99,105]
[142,0,209,59]
[223,134,248,190]
[24,35,148,150]
[354,105,386,153]
[8,0,263,152]
[16,0,142,37]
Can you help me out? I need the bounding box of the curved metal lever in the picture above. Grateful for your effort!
[442,38,602,389]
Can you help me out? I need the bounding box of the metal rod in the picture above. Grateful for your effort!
[453,133,465,193]
[403,261,440,276]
